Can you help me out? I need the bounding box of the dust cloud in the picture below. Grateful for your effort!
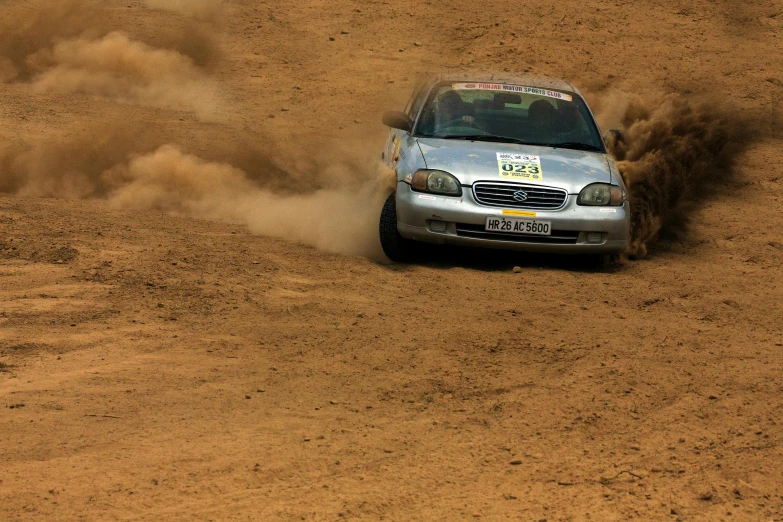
[0,0,106,83]
[593,92,744,258]
[105,145,394,258]
[29,31,223,120]
[1,128,393,258]
[0,0,221,83]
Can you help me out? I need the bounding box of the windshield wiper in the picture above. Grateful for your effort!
[519,141,603,152]
[438,134,529,144]
[550,142,603,152]
[432,135,603,152]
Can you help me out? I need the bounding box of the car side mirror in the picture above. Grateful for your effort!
[382,111,413,132]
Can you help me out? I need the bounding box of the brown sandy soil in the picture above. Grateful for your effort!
[2,1,783,520]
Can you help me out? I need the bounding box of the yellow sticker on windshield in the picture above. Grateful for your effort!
[497,153,543,181]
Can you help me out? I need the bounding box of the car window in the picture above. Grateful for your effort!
[406,85,430,121]
[403,91,416,117]
[414,82,604,151]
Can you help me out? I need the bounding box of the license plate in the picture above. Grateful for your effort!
[485,216,552,236]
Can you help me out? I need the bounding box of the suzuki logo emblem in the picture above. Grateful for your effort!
[512,190,529,202]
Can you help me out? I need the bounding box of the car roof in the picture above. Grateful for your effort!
[420,71,579,95]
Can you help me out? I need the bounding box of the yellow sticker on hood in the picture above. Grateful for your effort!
[497,153,543,181]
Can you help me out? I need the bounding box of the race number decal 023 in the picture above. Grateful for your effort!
[497,153,543,181]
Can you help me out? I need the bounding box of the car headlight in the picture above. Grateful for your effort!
[577,183,626,206]
[411,169,462,196]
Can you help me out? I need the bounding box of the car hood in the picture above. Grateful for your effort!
[417,138,610,193]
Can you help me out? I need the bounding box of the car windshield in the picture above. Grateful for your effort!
[414,82,604,151]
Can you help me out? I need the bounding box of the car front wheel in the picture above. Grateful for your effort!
[379,193,417,262]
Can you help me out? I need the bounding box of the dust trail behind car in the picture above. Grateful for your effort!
[0,0,393,259]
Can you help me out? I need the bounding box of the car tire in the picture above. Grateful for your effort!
[379,193,417,262]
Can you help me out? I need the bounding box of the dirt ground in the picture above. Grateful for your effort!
[1,1,783,520]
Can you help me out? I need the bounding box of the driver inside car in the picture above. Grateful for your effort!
[527,99,557,135]
[437,90,475,126]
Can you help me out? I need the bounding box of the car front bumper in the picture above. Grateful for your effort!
[395,182,629,254]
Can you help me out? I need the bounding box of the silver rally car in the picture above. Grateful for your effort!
[379,74,630,264]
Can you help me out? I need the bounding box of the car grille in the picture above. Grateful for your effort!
[455,224,579,244]
[473,182,568,210]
